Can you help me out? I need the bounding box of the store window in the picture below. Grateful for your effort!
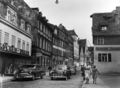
[98,53,112,62]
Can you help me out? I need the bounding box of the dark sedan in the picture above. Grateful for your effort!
[14,64,45,80]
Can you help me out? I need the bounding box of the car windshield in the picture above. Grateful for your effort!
[20,65,35,68]
[56,65,67,70]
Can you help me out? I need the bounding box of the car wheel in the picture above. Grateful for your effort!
[51,77,53,80]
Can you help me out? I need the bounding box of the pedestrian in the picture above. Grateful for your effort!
[48,66,52,76]
[81,65,85,81]
[84,64,91,84]
[91,65,99,84]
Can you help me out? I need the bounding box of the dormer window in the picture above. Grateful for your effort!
[101,26,107,31]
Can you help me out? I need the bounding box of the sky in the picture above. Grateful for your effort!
[24,0,120,46]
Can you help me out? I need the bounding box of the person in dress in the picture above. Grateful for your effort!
[84,64,91,84]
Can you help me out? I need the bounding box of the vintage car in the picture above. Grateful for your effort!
[14,64,45,80]
[49,65,71,80]
[70,66,77,75]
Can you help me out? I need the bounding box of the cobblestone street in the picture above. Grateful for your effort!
[1,74,83,88]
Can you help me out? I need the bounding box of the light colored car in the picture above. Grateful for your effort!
[49,65,71,80]
[14,64,45,80]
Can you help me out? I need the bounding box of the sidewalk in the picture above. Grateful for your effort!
[82,76,110,88]
[0,76,14,83]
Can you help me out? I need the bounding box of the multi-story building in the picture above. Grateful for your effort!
[31,8,53,70]
[91,7,120,73]
[0,0,32,75]
[68,30,79,66]
[52,25,65,67]
[58,24,74,67]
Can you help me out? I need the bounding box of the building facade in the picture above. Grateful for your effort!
[31,8,53,70]
[0,0,32,75]
[58,24,74,67]
[52,25,66,67]
[68,30,79,66]
[91,7,120,73]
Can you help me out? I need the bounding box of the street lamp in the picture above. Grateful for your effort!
[55,0,59,4]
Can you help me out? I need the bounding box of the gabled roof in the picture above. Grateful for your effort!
[67,30,78,36]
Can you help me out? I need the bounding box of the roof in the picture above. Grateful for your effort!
[67,30,78,36]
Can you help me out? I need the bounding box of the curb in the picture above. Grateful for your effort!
[0,77,14,83]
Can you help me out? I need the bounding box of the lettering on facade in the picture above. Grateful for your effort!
[96,47,120,51]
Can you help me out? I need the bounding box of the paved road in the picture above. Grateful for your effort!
[100,75,120,88]
[1,74,83,88]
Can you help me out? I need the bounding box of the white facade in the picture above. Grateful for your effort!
[94,45,120,73]
[0,19,32,56]
[72,35,79,59]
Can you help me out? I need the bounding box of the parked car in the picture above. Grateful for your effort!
[49,65,71,80]
[14,64,45,80]
[70,66,77,75]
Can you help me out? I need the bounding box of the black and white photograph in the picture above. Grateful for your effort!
[0,0,120,88]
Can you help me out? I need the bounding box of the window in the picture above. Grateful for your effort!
[26,42,29,51]
[0,30,2,43]
[17,38,21,49]
[11,35,16,46]
[4,32,9,44]
[40,37,42,48]
[20,19,25,30]
[108,53,112,62]
[40,22,43,31]
[6,6,17,26]
[43,39,45,49]
[98,53,112,62]
[26,24,31,33]
[46,41,48,51]
[97,37,104,45]
[101,26,107,31]
[22,40,25,50]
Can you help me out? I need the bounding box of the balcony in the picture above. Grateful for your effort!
[0,43,29,56]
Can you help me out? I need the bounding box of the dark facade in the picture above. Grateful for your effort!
[31,8,53,70]
[58,24,74,66]
[52,25,65,67]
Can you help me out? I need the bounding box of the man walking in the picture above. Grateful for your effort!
[91,65,98,84]
[81,65,85,81]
